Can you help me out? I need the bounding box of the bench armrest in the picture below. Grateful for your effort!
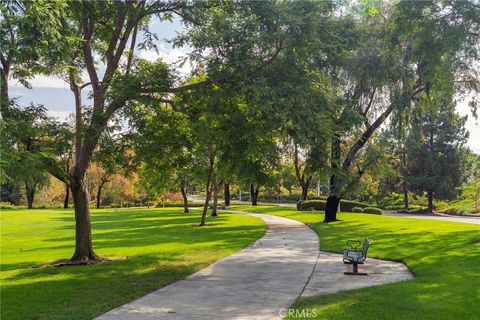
[346,240,361,250]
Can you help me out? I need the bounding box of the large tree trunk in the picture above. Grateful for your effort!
[25,183,35,209]
[324,135,341,222]
[224,183,230,206]
[64,183,70,209]
[70,173,98,262]
[211,189,218,217]
[180,179,189,213]
[324,195,340,222]
[427,190,434,214]
[96,180,106,209]
[250,184,259,206]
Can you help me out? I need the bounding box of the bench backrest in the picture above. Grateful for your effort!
[362,237,371,259]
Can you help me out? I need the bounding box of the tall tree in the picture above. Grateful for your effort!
[407,93,468,213]
[322,0,479,222]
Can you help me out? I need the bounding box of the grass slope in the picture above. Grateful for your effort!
[0,207,266,320]
[231,205,480,320]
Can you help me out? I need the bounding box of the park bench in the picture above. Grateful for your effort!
[343,237,371,276]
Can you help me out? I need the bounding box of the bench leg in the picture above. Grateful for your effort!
[344,262,368,276]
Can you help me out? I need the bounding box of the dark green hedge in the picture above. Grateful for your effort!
[363,207,383,215]
[155,203,204,208]
[297,200,327,211]
[340,200,370,211]
[297,199,378,213]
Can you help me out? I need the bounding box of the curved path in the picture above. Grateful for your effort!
[383,212,479,224]
[97,213,320,320]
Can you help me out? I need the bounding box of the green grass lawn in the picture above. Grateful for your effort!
[231,205,480,320]
[0,207,266,320]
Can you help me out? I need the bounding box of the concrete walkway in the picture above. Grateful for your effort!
[383,212,479,224]
[302,251,413,297]
[97,213,319,320]
[96,212,413,320]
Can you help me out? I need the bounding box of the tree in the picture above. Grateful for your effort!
[407,94,468,213]
[320,0,479,222]
[130,98,194,214]
[0,104,70,208]
[33,2,180,263]
[462,153,480,213]
[280,163,297,196]
[0,0,68,106]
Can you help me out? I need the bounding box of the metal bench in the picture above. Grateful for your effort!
[343,237,371,276]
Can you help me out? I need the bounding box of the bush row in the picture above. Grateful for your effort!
[297,199,381,214]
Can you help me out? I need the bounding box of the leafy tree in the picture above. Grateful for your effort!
[320,0,479,221]
[29,2,179,263]
[407,92,468,213]
[0,104,70,208]
[280,163,297,196]
[462,154,480,213]
[0,0,68,106]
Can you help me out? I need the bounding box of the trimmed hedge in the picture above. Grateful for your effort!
[297,200,327,211]
[297,199,381,213]
[156,202,204,208]
[340,200,369,212]
[363,207,383,215]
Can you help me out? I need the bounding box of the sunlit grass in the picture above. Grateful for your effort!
[0,207,266,320]
[231,205,480,320]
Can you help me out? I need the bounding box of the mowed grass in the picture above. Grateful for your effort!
[231,205,480,320]
[0,207,266,320]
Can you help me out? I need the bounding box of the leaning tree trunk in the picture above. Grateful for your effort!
[25,183,35,209]
[250,184,259,206]
[427,190,434,214]
[224,183,230,206]
[96,180,106,209]
[401,147,409,210]
[200,159,214,226]
[64,183,70,209]
[211,189,218,217]
[70,173,98,262]
[180,179,189,213]
[403,178,409,210]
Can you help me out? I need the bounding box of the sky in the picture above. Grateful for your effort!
[7,18,480,153]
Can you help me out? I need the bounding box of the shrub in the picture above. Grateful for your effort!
[339,200,369,212]
[351,206,364,213]
[156,202,203,208]
[297,200,327,211]
[0,202,16,209]
[363,207,383,215]
[308,196,328,201]
[384,205,405,210]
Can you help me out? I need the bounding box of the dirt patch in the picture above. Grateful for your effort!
[31,256,128,268]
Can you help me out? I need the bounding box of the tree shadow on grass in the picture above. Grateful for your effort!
[1,254,207,320]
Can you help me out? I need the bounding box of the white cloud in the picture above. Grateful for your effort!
[49,111,73,122]
[9,75,69,89]
[139,43,193,75]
